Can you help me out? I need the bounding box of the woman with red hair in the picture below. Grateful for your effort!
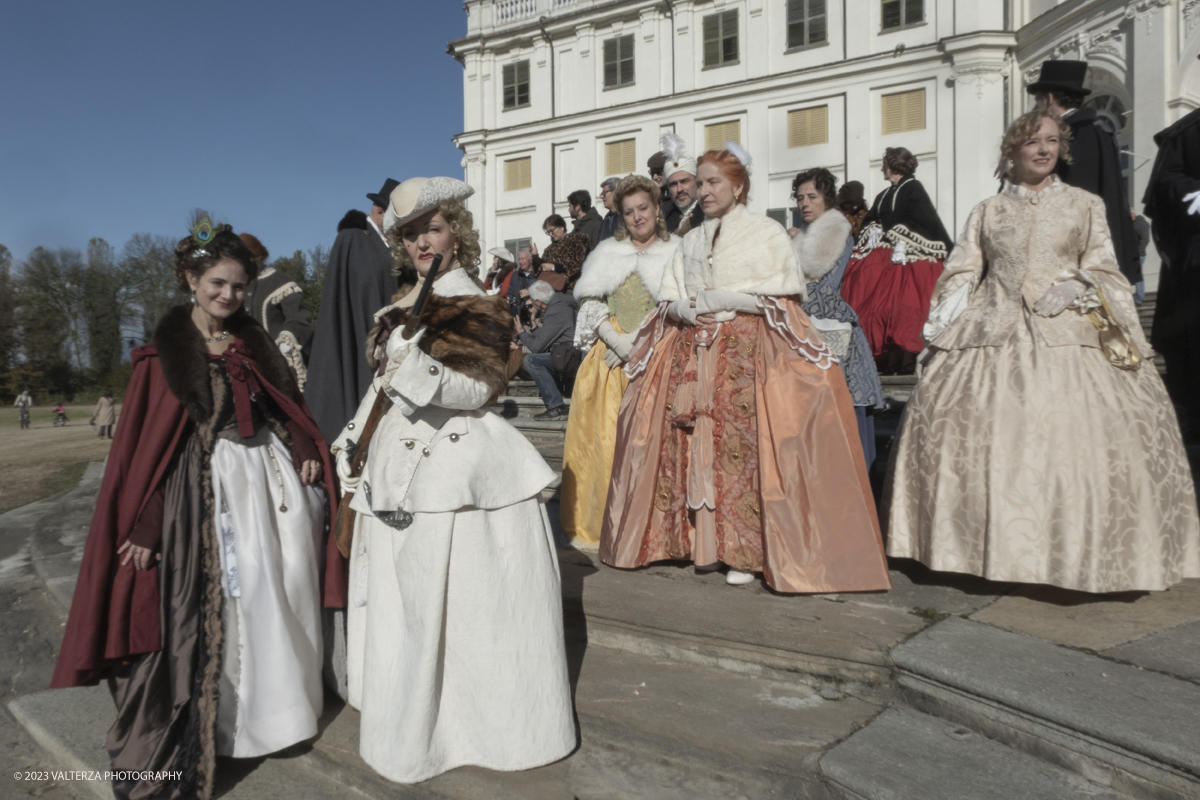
[601,146,890,593]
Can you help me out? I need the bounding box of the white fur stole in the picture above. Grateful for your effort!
[790,209,852,283]
[573,235,680,302]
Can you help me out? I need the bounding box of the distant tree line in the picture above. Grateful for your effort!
[0,237,329,403]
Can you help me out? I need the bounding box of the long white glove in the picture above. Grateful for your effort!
[384,326,425,370]
[1185,190,1200,216]
[694,289,762,316]
[667,298,698,326]
[1033,281,1081,317]
[336,448,360,491]
[604,349,624,369]
[597,320,635,362]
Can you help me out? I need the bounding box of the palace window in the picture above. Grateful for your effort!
[881,89,925,135]
[503,60,530,109]
[704,120,742,152]
[604,34,635,88]
[881,0,923,31]
[787,0,827,49]
[504,237,532,256]
[788,105,829,148]
[702,10,739,68]
[504,157,532,191]
[605,139,637,175]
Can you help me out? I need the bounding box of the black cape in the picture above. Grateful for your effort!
[862,176,953,260]
[1142,107,1200,428]
[1055,107,1142,283]
[244,267,314,358]
[303,210,399,445]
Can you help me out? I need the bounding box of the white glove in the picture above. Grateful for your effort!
[1033,281,1081,317]
[336,448,360,491]
[384,327,426,367]
[596,320,635,362]
[694,289,762,316]
[667,298,698,326]
[278,341,293,357]
[603,349,624,369]
[1185,190,1200,216]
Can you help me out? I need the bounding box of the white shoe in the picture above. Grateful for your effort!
[725,569,756,586]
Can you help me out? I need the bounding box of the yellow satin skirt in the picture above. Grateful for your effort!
[560,335,629,549]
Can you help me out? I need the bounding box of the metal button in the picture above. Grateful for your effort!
[449,433,460,442]
[405,441,415,449]
[429,365,440,375]
[347,422,355,430]
[422,447,430,457]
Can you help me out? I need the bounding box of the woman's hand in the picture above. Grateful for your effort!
[1033,282,1080,317]
[541,263,557,273]
[118,540,160,571]
[300,459,322,486]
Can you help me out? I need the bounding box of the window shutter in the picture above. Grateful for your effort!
[505,237,532,256]
[788,105,829,148]
[809,0,827,43]
[766,208,788,227]
[881,0,901,29]
[505,157,532,191]
[787,0,806,49]
[882,89,925,135]
[503,63,515,108]
[605,139,636,175]
[703,13,720,66]
[603,38,618,87]
[904,0,923,24]
[704,120,741,152]
[516,60,530,106]
[721,10,738,63]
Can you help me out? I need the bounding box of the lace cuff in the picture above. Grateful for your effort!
[574,299,610,350]
[924,278,975,343]
[1065,269,1103,314]
[758,297,837,369]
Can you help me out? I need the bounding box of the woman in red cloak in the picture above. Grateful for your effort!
[51,219,345,800]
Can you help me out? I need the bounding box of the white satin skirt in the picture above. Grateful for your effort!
[346,498,576,784]
[211,431,325,758]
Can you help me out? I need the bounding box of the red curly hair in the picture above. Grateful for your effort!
[697,149,750,205]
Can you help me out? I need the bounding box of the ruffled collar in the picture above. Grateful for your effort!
[1002,175,1064,197]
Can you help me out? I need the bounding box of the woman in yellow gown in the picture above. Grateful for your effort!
[561,175,680,549]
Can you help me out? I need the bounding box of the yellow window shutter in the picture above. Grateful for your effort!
[904,88,925,131]
[882,89,925,135]
[788,105,829,148]
[605,139,636,175]
[704,120,741,152]
[505,157,532,191]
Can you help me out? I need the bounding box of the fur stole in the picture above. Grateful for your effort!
[153,305,298,424]
[791,209,852,283]
[572,235,680,302]
[338,209,368,232]
[364,271,512,403]
[662,203,805,302]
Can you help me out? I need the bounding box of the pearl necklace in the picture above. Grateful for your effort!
[203,331,231,343]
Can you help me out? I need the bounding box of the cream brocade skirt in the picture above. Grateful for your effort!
[885,313,1200,593]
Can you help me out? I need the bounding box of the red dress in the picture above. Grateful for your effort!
[840,176,953,356]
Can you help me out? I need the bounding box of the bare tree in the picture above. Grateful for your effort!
[121,233,183,344]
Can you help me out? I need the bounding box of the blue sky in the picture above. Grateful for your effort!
[0,1,466,263]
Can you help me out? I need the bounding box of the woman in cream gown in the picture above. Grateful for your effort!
[561,175,679,549]
[335,177,575,784]
[886,111,1200,592]
[602,146,889,592]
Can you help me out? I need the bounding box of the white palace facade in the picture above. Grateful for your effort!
[449,0,1200,290]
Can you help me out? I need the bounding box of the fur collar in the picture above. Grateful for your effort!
[153,305,297,423]
[791,209,852,282]
[661,204,805,301]
[572,235,680,302]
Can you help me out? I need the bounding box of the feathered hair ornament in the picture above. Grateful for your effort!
[724,141,753,175]
[659,131,698,178]
[188,210,219,257]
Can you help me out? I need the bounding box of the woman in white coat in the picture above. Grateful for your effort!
[333,177,576,784]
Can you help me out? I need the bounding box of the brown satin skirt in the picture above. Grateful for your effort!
[601,311,891,593]
[106,435,207,800]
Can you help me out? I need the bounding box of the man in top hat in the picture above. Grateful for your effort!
[1029,60,1141,286]
[305,178,402,444]
[660,132,704,235]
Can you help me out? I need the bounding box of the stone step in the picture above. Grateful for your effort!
[560,556,925,697]
[487,394,571,420]
[820,707,1134,800]
[891,617,1200,800]
[504,379,541,398]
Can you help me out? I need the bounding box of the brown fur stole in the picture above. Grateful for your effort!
[154,304,298,424]
[365,292,512,403]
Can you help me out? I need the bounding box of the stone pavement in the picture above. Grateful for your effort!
[3,464,1199,799]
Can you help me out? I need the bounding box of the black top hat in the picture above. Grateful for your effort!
[366,178,401,209]
[646,151,666,172]
[1026,60,1092,97]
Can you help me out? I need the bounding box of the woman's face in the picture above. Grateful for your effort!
[795,181,827,223]
[697,162,742,219]
[400,211,456,276]
[1013,116,1061,185]
[882,165,901,184]
[544,224,566,242]
[187,258,248,321]
[622,190,659,243]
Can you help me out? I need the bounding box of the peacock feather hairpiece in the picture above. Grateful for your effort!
[188,210,218,257]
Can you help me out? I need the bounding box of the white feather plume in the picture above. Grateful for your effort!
[725,141,753,174]
[660,131,688,163]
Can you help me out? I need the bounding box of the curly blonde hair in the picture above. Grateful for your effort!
[387,199,482,276]
[1001,110,1072,180]
[612,174,671,242]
